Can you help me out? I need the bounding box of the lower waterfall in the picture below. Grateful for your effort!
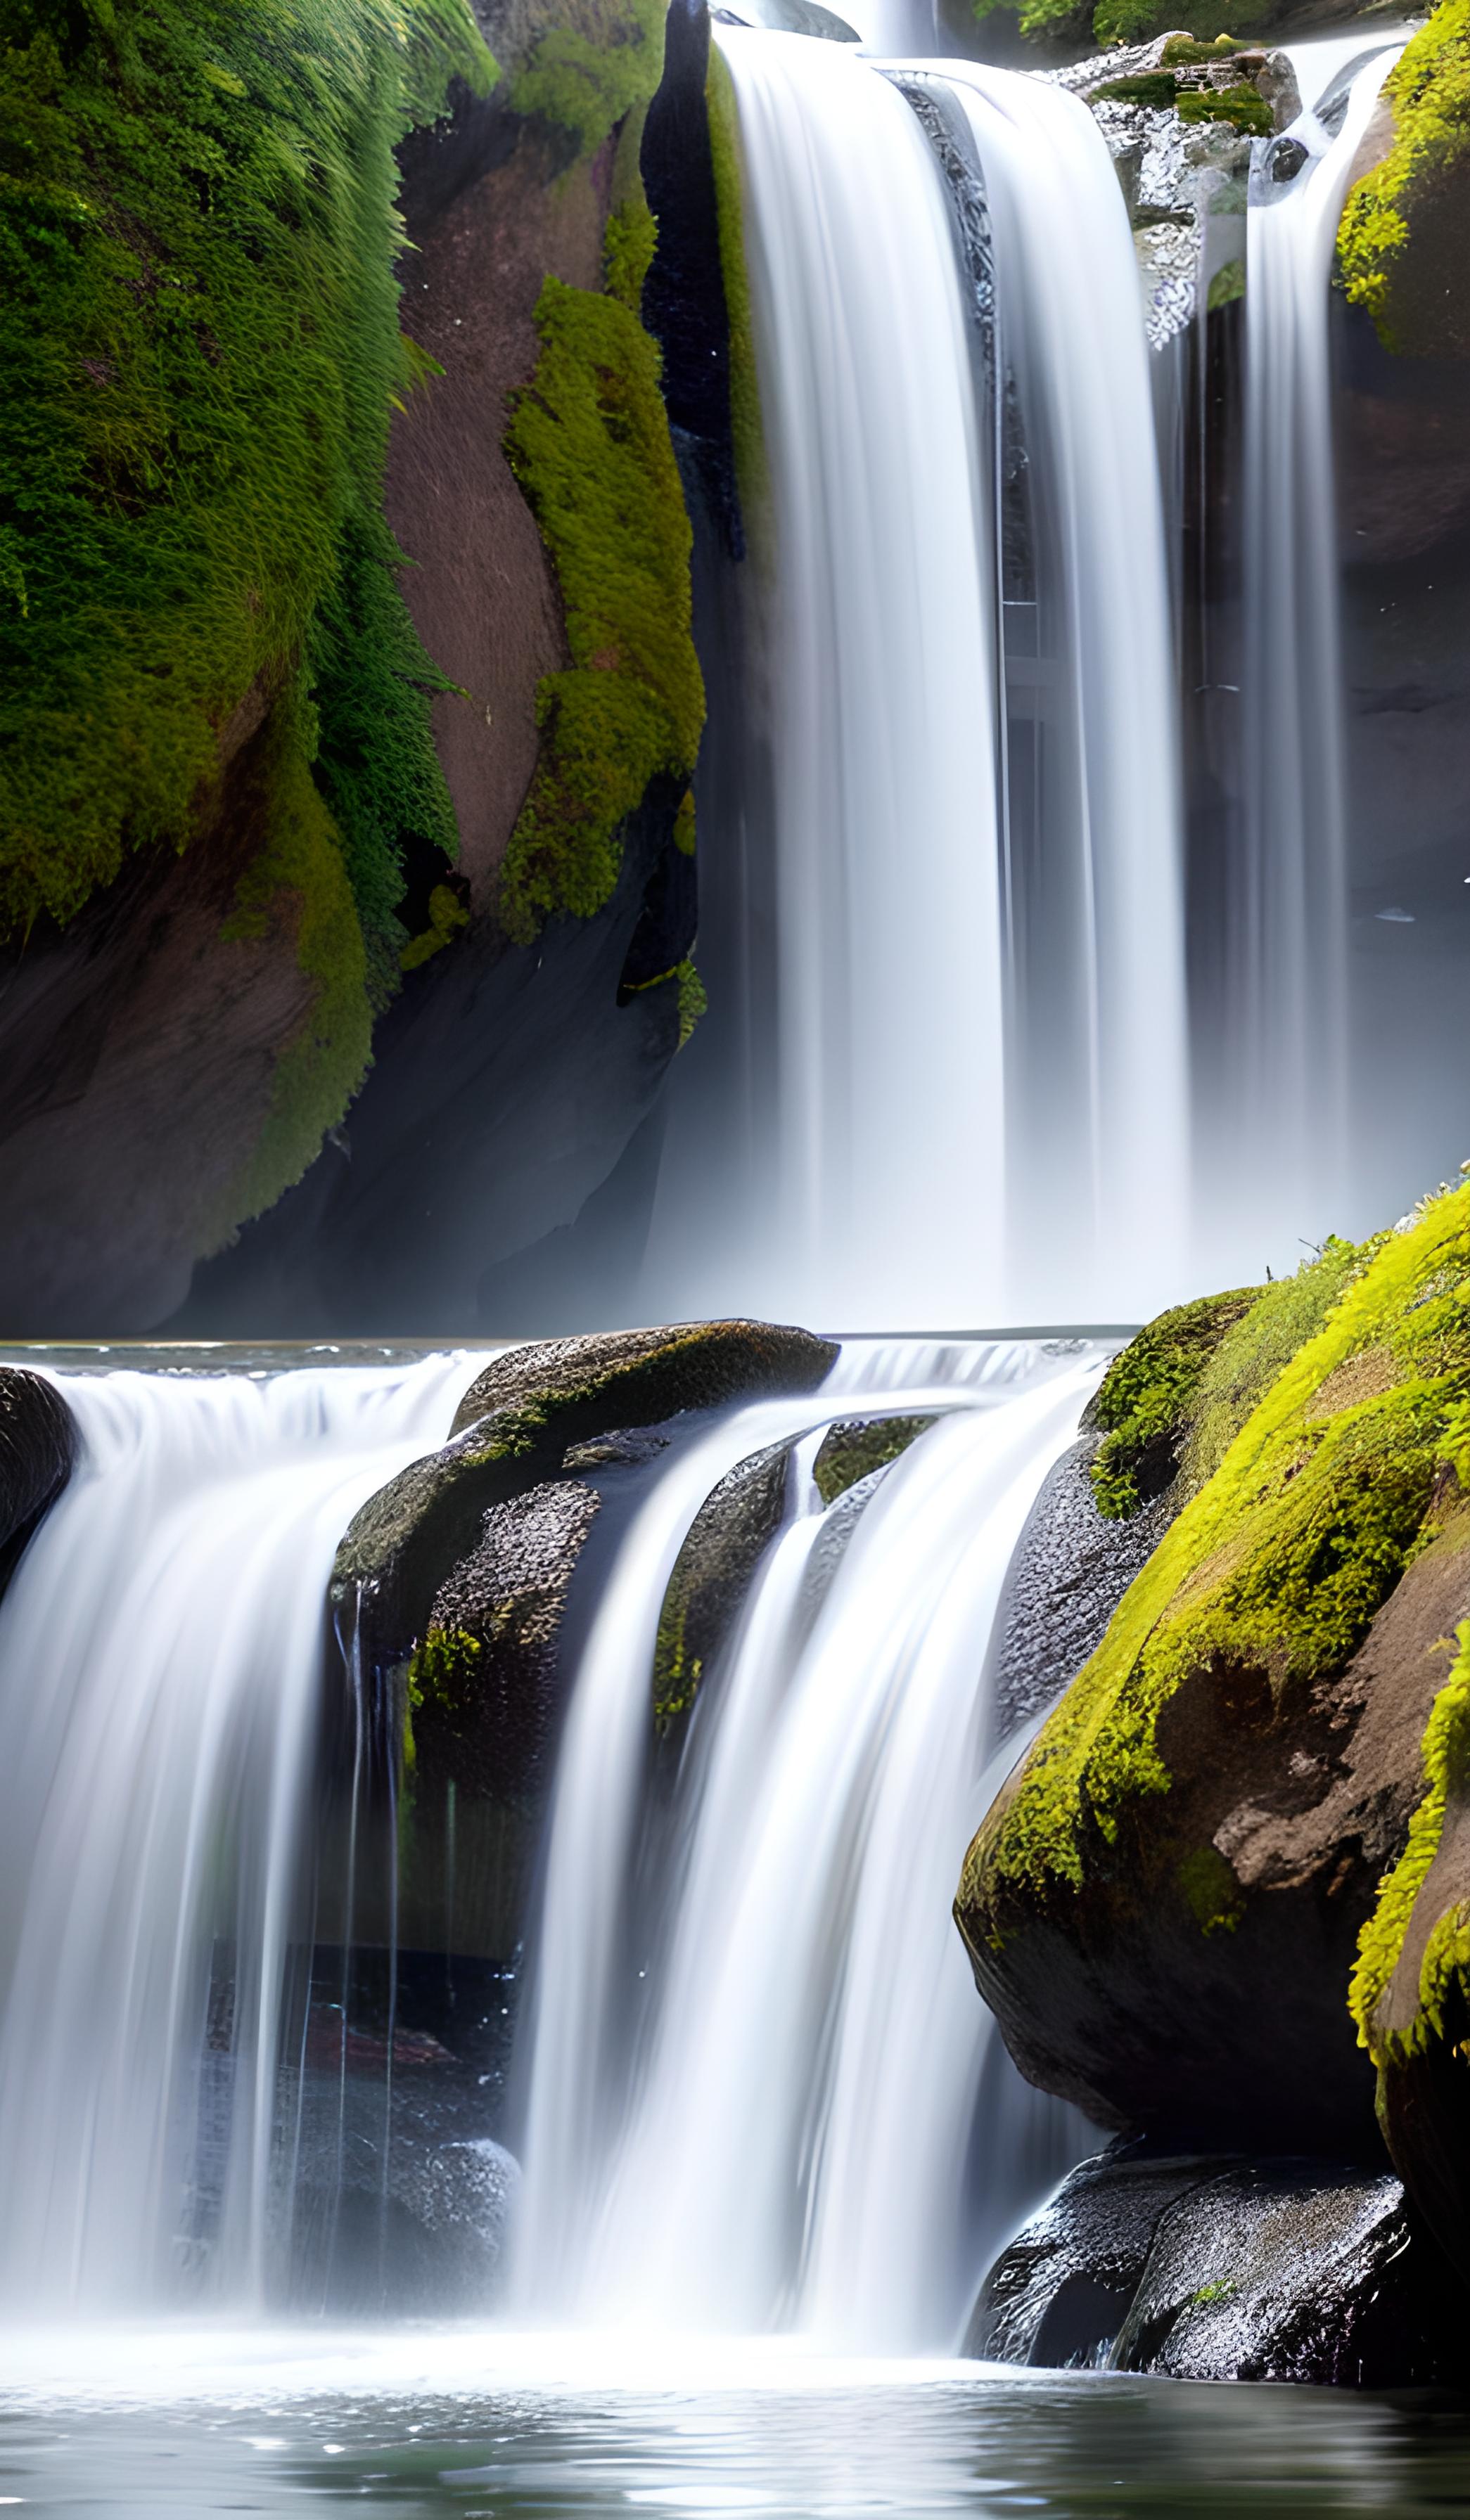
[0,1354,477,2313]
[513,1338,1101,2347]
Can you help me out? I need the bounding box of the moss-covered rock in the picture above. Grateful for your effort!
[956,1185,1470,2150]
[407,1478,602,1799]
[0,1366,76,1598]
[653,1439,791,1729]
[812,1415,933,1510]
[1086,1288,1258,1520]
[336,1318,837,1658]
[498,272,705,944]
[1339,0,1470,361]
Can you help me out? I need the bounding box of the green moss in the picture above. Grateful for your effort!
[1162,32,1244,60]
[400,879,469,972]
[1093,72,1180,106]
[970,1183,1470,1912]
[1176,81,1272,134]
[1181,1238,1371,1498]
[1089,1288,1259,1521]
[673,787,696,858]
[211,691,374,1233]
[705,45,767,525]
[1350,1621,1470,2059]
[813,1415,932,1509]
[509,0,665,159]
[1190,2277,1238,2305]
[499,275,704,945]
[1208,256,1246,311]
[1338,0,1470,349]
[1177,1844,1246,1935]
[0,0,494,945]
[675,957,706,1049]
[404,1623,485,1769]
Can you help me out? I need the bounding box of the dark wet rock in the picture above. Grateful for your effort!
[449,1321,838,1440]
[972,2145,1470,2386]
[292,2128,518,2315]
[654,1441,791,1728]
[1268,133,1309,183]
[812,1415,932,1509]
[0,1368,77,1597]
[1111,2159,1469,2386]
[988,1436,1175,1743]
[798,1464,893,1640]
[335,1320,836,1662]
[412,1480,602,1802]
[965,2145,1217,2365]
[561,1427,672,1472]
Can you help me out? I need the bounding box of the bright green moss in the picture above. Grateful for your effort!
[500,275,704,944]
[404,1623,485,1768]
[1181,1238,1372,1498]
[705,46,767,526]
[510,0,665,159]
[1162,32,1244,60]
[0,0,494,944]
[973,1185,1470,1910]
[1338,0,1470,347]
[1089,1287,1258,1521]
[675,958,707,1049]
[1350,1621,1470,2059]
[1176,80,1271,135]
[673,788,696,858]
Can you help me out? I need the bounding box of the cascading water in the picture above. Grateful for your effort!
[646,28,1190,1331]
[1223,37,1406,1257]
[0,1354,477,2313]
[512,1339,1101,2348]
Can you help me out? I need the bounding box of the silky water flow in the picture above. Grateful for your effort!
[646,29,1190,1330]
[512,1337,1103,2348]
[0,1354,480,2314]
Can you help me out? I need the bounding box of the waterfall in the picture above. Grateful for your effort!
[647,28,1189,1331]
[511,1339,1101,2347]
[0,1354,475,2313]
[1221,37,1405,1264]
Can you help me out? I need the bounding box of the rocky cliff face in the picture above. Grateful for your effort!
[1,0,706,1337]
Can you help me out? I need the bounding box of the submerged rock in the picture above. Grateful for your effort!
[0,1367,77,1598]
[971,2143,1470,2386]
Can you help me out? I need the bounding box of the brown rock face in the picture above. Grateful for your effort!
[957,1509,1470,2154]
[0,709,317,1332]
[385,115,611,893]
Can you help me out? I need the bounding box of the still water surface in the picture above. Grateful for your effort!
[0,2334,1468,2516]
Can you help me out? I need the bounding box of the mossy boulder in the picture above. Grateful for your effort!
[1339,0,1470,362]
[0,1366,77,1597]
[336,1318,837,1658]
[956,1187,1470,2152]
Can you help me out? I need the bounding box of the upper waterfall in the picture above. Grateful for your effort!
[646,29,1191,1332]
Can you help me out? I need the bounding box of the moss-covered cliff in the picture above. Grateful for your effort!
[1338,0,1470,360]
